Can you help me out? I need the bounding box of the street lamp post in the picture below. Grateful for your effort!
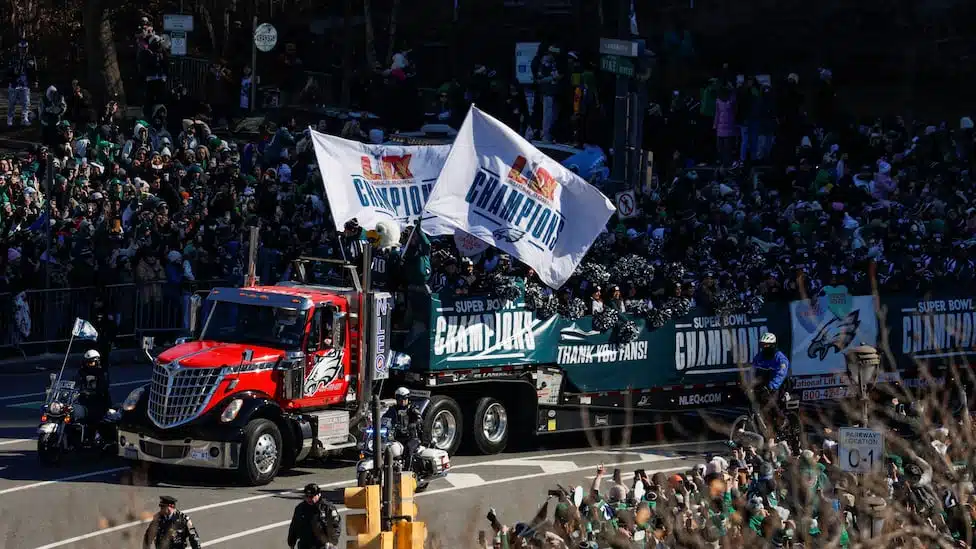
[845,345,881,426]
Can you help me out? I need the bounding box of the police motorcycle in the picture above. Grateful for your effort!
[37,373,119,465]
[355,399,450,491]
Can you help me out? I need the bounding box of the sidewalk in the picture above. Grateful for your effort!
[0,347,155,375]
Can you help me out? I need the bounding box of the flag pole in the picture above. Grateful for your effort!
[48,328,76,405]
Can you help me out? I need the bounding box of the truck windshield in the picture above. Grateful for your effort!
[201,301,308,350]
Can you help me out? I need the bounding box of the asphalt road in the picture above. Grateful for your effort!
[0,363,735,549]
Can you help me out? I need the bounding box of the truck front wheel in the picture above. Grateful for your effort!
[423,395,462,456]
[471,397,509,455]
[240,419,283,486]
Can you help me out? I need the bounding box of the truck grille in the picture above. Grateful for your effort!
[147,362,224,429]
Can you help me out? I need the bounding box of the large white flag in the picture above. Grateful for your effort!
[71,318,98,341]
[422,107,615,288]
[310,130,454,233]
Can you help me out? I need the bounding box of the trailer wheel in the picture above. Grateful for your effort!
[239,419,282,486]
[423,395,462,456]
[471,397,509,455]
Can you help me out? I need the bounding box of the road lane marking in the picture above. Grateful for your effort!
[202,461,694,546]
[31,478,356,549]
[0,438,32,446]
[0,466,129,495]
[30,442,712,549]
[442,473,486,488]
[450,440,723,470]
[7,400,44,409]
[0,379,149,402]
[203,521,293,546]
[491,458,578,474]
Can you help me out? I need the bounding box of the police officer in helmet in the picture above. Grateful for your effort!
[287,483,341,549]
[75,349,113,447]
[381,387,423,471]
[144,496,201,549]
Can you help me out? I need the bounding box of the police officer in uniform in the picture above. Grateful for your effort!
[381,387,424,471]
[144,496,202,549]
[287,483,341,549]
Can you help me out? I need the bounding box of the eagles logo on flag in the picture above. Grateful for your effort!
[807,309,861,360]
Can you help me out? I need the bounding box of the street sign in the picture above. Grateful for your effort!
[169,31,187,56]
[838,427,884,474]
[600,55,635,77]
[599,38,640,57]
[253,23,278,52]
[163,14,194,32]
[515,42,540,85]
[615,190,637,219]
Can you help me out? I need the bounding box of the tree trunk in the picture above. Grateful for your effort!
[340,0,354,106]
[363,0,377,69]
[386,0,400,65]
[198,3,218,54]
[83,0,125,105]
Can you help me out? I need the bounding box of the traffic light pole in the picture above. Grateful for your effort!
[383,446,395,530]
[372,395,383,478]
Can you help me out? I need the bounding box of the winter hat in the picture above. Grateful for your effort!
[962,117,974,130]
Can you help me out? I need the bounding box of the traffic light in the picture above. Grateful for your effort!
[393,520,427,549]
[393,473,418,520]
[392,473,426,549]
[344,485,392,549]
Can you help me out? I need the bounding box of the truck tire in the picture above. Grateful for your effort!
[239,419,283,486]
[422,395,462,456]
[470,397,509,455]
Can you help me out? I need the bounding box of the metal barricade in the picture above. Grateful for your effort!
[169,56,212,101]
[0,280,228,355]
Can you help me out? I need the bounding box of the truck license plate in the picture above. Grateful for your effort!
[190,449,210,461]
[125,447,138,459]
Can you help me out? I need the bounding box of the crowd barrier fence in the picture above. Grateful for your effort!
[0,281,226,356]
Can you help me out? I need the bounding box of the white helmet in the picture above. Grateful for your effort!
[83,349,101,367]
[760,333,777,345]
[395,387,410,399]
[388,441,404,459]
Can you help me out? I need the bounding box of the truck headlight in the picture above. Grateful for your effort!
[220,399,244,423]
[122,387,145,411]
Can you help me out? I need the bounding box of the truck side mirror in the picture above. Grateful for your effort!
[332,311,347,348]
[307,311,323,353]
[188,294,203,335]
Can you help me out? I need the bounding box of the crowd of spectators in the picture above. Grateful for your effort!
[474,395,976,549]
[0,24,974,345]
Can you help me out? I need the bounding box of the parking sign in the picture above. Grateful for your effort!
[838,427,884,474]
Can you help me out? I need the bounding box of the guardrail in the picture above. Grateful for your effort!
[0,281,226,355]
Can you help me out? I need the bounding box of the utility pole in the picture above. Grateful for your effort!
[611,0,631,184]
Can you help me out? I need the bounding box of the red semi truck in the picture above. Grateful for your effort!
[118,234,745,485]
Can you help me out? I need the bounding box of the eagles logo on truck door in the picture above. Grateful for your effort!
[304,348,344,397]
